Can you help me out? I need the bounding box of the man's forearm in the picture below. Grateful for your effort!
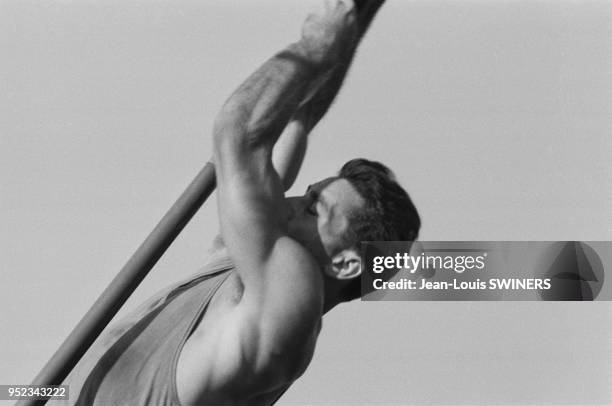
[214,1,357,150]
[270,1,387,189]
[214,42,329,148]
[295,0,386,132]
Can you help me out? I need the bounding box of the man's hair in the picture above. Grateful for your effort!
[337,158,420,301]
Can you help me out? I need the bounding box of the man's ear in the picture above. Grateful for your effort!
[326,249,362,280]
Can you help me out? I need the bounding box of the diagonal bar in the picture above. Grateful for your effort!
[19,163,216,406]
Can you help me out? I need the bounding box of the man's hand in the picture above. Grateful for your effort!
[301,0,359,68]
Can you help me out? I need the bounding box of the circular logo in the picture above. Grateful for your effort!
[538,241,604,301]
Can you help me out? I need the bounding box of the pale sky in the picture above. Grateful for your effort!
[1,1,611,404]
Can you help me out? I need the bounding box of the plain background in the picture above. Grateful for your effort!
[2,0,611,404]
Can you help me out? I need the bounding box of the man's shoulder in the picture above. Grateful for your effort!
[258,236,325,312]
[270,236,322,277]
[242,237,323,362]
[209,234,323,331]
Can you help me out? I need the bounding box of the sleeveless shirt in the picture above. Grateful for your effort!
[59,252,234,406]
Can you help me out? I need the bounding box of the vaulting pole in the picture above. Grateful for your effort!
[20,163,216,406]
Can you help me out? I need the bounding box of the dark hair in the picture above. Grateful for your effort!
[338,158,420,301]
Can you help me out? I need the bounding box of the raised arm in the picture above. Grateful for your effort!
[213,1,357,292]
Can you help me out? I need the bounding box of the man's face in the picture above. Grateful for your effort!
[284,177,365,263]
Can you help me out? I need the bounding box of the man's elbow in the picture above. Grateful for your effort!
[213,103,266,154]
[213,103,243,147]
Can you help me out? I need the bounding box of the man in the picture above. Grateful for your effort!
[61,1,420,404]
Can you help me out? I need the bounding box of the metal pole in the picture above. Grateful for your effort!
[19,163,216,406]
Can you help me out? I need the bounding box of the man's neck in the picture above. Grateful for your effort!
[322,279,345,314]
